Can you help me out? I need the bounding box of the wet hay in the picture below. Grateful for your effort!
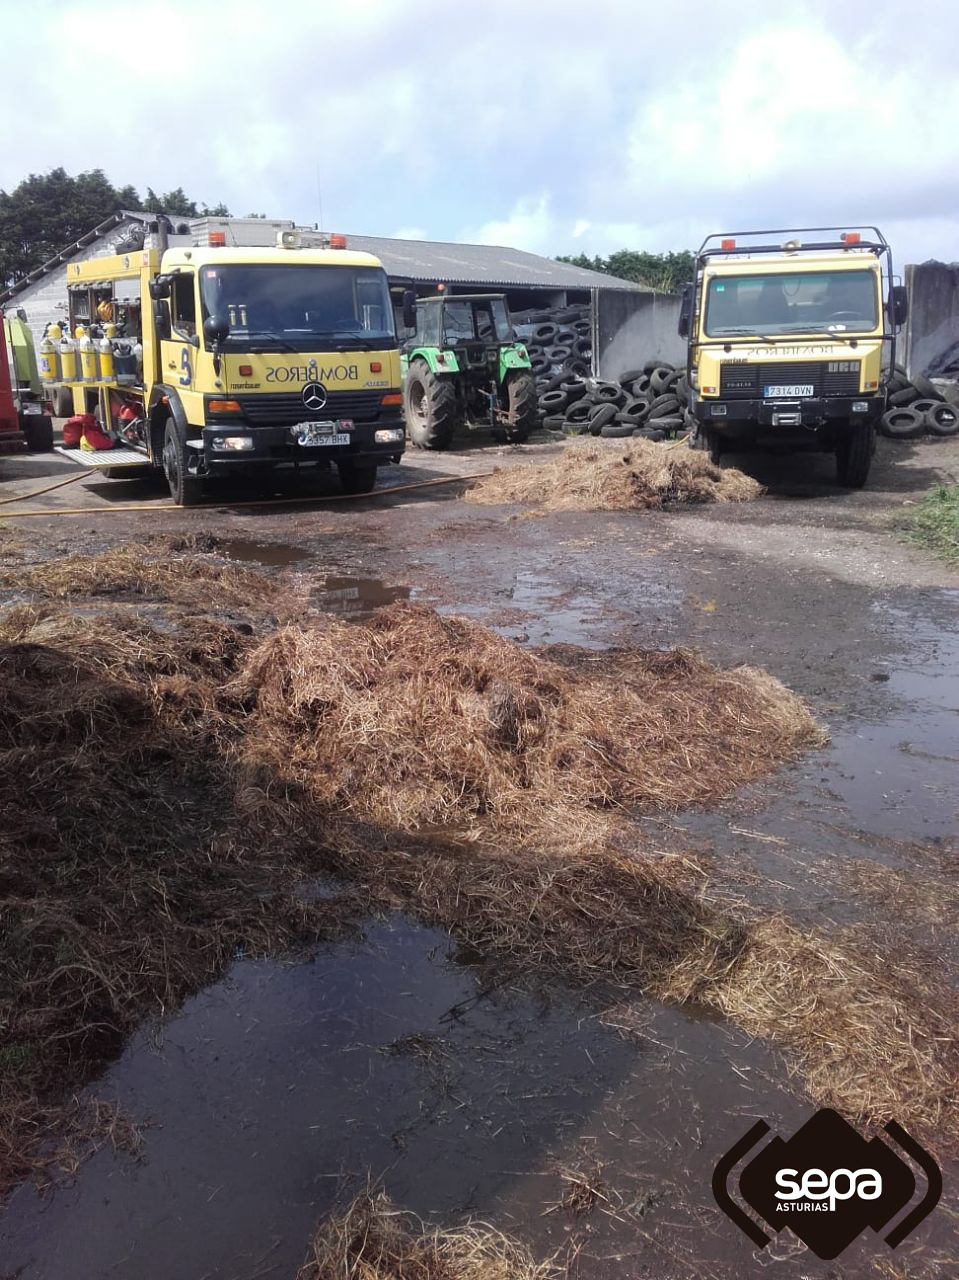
[1,556,956,1192]
[298,1187,558,1280]
[230,605,817,839]
[0,603,362,1193]
[466,438,763,512]
[5,546,277,611]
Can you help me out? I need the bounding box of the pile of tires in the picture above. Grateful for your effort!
[880,367,959,440]
[537,359,689,440]
[512,303,594,411]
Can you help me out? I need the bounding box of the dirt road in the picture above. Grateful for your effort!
[1,433,957,1278]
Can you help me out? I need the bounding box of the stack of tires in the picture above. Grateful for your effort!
[537,359,689,440]
[513,304,594,420]
[880,367,959,440]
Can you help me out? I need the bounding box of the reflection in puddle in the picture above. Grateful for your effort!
[219,538,315,568]
[313,576,411,619]
[0,916,826,1280]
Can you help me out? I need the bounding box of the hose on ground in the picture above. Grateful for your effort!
[0,469,496,519]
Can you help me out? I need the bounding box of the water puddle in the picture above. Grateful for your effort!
[4,915,949,1280]
[219,538,315,568]
[312,575,411,619]
[819,591,959,842]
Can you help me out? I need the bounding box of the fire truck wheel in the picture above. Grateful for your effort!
[162,420,202,506]
[337,461,378,494]
[20,412,54,452]
[53,386,74,418]
[836,421,875,488]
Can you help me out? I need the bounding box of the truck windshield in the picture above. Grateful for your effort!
[704,270,880,337]
[199,264,396,350]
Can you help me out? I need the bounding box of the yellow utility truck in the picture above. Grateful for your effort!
[679,226,908,487]
[49,224,405,503]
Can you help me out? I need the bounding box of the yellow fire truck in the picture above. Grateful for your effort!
[49,223,406,503]
[679,226,908,487]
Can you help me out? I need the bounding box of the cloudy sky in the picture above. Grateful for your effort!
[3,0,958,265]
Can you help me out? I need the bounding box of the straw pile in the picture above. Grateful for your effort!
[298,1188,558,1280]
[466,439,763,511]
[231,604,817,840]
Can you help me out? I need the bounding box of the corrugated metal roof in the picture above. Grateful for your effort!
[0,215,649,306]
[334,234,649,292]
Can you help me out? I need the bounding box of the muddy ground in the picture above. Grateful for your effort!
[1,431,957,1278]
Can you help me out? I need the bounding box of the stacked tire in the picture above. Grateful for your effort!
[537,358,690,440]
[880,367,959,439]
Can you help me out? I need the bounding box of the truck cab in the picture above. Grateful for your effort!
[55,229,405,503]
[680,227,908,487]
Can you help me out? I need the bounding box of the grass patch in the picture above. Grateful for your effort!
[466,438,763,512]
[909,484,959,563]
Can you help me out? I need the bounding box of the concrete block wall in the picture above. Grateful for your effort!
[594,288,685,382]
[902,261,959,379]
[8,219,144,349]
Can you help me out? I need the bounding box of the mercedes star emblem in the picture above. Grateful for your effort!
[302,381,328,411]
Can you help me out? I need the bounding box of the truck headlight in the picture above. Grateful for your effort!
[375,428,404,443]
[852,400,869,413]
[212,435,254,451]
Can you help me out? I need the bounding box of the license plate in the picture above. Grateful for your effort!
[293,420,352,446]
[764,384,814,398]
[22,403,43,415]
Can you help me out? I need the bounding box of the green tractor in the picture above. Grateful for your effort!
[400,293,537,449]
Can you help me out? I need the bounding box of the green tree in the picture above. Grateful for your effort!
[557,248,695,293]
[0,170,230,287]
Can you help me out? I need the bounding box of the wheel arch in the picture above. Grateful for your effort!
[147,385,187,464]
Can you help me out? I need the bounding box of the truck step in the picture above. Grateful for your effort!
[55,446,150,469]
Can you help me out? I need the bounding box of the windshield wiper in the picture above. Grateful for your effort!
[242,331,300,353]
[776,323,863,346]
[716,328,777,345]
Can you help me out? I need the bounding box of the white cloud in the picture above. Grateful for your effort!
[392,226,427,240]
[2,1,959,266]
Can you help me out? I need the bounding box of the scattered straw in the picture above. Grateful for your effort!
[298,1187,558,1280]
[1,552,956,1194]
[5,547,277,611]
[466,438,763,511]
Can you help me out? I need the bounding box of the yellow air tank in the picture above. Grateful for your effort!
[59,329,78,382]
[97,332,115,382]
[79,331,98,383]
[39,328,60,384]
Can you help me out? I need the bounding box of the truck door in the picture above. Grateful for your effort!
[161,271,202,424]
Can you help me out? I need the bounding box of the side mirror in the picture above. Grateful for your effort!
[153,299,171,342]
[203,314,230,348]
[402,289,417,330]
[892,284,908,328]
[677,283,692,339]
[149,275,172,300]
[16,308,27,322]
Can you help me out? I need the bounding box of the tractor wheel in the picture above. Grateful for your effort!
[503,370,537,442]
[404,359,457,450]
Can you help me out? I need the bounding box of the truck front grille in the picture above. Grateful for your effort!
[236,390,384,425]
[719,361,860,398]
